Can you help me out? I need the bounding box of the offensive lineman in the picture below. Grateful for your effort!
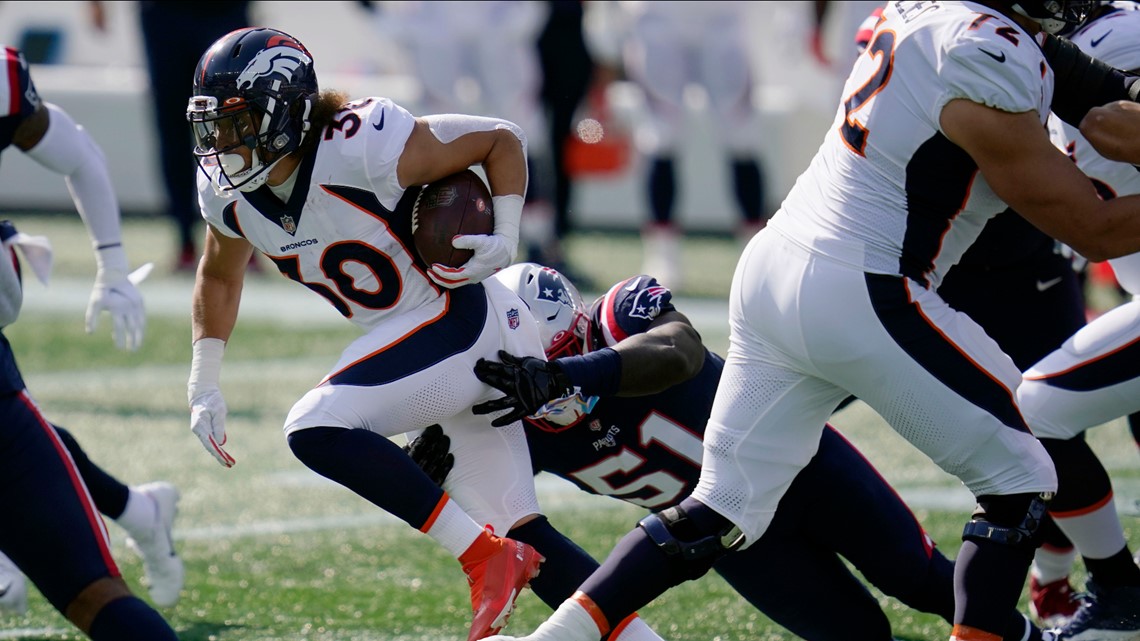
[483,2,1140,641]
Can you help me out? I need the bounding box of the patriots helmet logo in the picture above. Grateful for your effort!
[236,45,314,90]
[536,268,574,308]
[626,285,669,321]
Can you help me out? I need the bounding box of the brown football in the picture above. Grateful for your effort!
[412,169,495,268]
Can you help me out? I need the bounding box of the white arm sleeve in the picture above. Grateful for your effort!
[23,103,124,251]
[421,113,529,195]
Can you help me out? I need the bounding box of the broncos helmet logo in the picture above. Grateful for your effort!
[236,45,313,90]
[626,285,669,321]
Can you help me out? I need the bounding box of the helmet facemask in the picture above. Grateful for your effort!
[188,91,313,193]
[1010,0,1100,34]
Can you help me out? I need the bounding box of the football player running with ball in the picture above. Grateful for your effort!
[482,2,1140,641]
[184,27,664,641]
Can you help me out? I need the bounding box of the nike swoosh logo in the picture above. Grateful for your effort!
[624,277,643,291]
[979,48,1006,63]
[1036,277,1063,292]
[1090,29,1112,47]
[372,109,385,131]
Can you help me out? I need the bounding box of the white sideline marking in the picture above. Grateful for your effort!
[0,628,70,638]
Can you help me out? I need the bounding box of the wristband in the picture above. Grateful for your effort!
[95,243,129,273]
[556,347,622,397]
[188,337,225,404]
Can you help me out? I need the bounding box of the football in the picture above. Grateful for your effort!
[412,169,495,268]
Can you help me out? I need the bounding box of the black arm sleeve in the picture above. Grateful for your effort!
[1041,33,1140,127]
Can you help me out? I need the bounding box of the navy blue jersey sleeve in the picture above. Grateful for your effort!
[589,275,676,348]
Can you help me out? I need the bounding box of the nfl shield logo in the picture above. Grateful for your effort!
[506,308,520,330]
[280,214,296,234]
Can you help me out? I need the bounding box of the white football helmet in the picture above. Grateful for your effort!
[492,262,591,359]
[491,262,596,430]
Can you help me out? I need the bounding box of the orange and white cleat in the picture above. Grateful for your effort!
[463,534,544,641]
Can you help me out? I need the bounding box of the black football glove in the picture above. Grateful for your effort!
[402,424,454,486]
[473,350,574,427]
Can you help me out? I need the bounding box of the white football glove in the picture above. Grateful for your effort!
[86,245,151,351]
[427,194,523,289]
[188,338,235,467]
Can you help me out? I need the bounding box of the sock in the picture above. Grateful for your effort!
[1053,499,1129,560]
[115,488,158,537]
[1031,545,1078,584]
[953,539,1033,639]
[53,425,130,518]
[647,157,675,225]
[610,614,663,641]
[509,516,598,609]
[87,596,178,641]
[730,157,764,223]
[1085,547,1140,589]
[426,495,486,561]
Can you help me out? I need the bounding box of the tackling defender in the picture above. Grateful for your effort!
[412,262,1052,641]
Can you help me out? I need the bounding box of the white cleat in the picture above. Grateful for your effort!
[0,551,28,616]
[125,482,184,607]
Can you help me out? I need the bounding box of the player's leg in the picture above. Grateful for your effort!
[712,441,898,641]
[51,424,183,606]
[833,273,1055,640]
[285,284,545,640]
[624,9,689,289]
[1017,300,1140,638]
[697,8,767,244]
[0,391,177,639]
[935,233,1089,626]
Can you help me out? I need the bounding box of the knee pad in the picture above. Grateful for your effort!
[638,505,745,563]
[962,492,1052,549]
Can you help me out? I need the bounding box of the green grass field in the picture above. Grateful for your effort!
[0,214,1136,640]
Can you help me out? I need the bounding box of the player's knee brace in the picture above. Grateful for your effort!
[961,492,1052,550]
[637,505,744,579]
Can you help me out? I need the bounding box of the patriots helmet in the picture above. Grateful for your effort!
[492,263,595,431]
[493,262,591,359]
[187,27,318,192]
[1007,0,1100,33]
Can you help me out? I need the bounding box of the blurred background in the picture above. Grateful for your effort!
[0,1,880,277]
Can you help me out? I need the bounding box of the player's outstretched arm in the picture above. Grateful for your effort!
[941,98,1140,261]
[603,310,704,396]
[188,227,253,468]
[17,102,150,351]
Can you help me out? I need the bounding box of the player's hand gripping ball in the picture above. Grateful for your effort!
[412,169,495,268]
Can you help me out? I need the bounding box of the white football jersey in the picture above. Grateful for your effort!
[1048,1,1140,295]
[198,96,444,332]
[768,1,1052,289]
